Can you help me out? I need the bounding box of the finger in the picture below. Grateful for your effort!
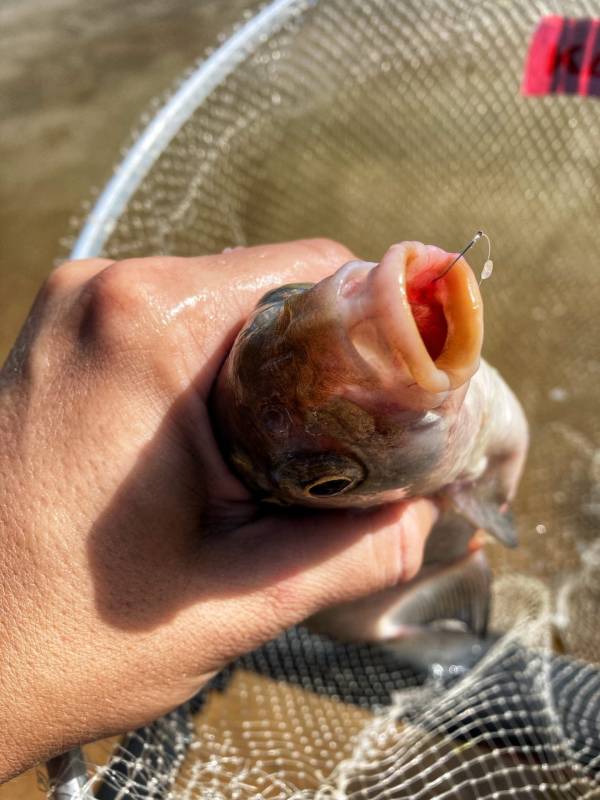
[219,238,356,327]
[202,238,357,381]
[217,237,356,300]
[199,499,438,656]
[202,237,355,289]
[101,238,355,333]
[92,239,356,396]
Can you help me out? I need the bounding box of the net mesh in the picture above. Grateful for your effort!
[57,0,600,796]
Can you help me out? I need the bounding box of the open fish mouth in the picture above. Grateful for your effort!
[338,241,483,395]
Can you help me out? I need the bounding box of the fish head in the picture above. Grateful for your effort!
[215,241,484,507]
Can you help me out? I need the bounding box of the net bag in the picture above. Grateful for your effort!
[54,1,600,797]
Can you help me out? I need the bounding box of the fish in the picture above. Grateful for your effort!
[213,241,528,644]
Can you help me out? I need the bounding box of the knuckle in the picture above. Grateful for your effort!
[372,535,405,590]
[363,512,419,591]
[43,262,83,298]
[396,504,429,583]
[43,258,114,300]
[364,501,431,589]
[79,262,152,349]
[252,581,303,638]
[263,580,297,616]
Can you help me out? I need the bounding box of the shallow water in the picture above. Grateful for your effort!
[0,0,256,362]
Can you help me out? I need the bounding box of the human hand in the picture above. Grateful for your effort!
[0,239,437,779]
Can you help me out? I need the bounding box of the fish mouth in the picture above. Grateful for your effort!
[339,242,483,396]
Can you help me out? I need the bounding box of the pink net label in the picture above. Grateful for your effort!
[522,16,600,97]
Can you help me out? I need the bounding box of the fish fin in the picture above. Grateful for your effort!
[394,550,491,638]
[449,483,518,548]
[307,550,491,642]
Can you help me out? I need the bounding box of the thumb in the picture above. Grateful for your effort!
[203,499,438,654]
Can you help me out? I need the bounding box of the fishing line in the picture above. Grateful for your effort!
[434,230,493,285]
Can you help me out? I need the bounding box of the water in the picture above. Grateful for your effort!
[0,0,257,362]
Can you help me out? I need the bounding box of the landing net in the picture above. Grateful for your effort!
[58,1,600,797]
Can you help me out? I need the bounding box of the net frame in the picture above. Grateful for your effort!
[70,0,304,261]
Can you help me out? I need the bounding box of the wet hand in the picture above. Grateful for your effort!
[0,240,437,779]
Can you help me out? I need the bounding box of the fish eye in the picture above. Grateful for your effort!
[273,453,365,501]
[305,476,355,497]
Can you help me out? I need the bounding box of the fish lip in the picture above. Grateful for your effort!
[338,242,483,395]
